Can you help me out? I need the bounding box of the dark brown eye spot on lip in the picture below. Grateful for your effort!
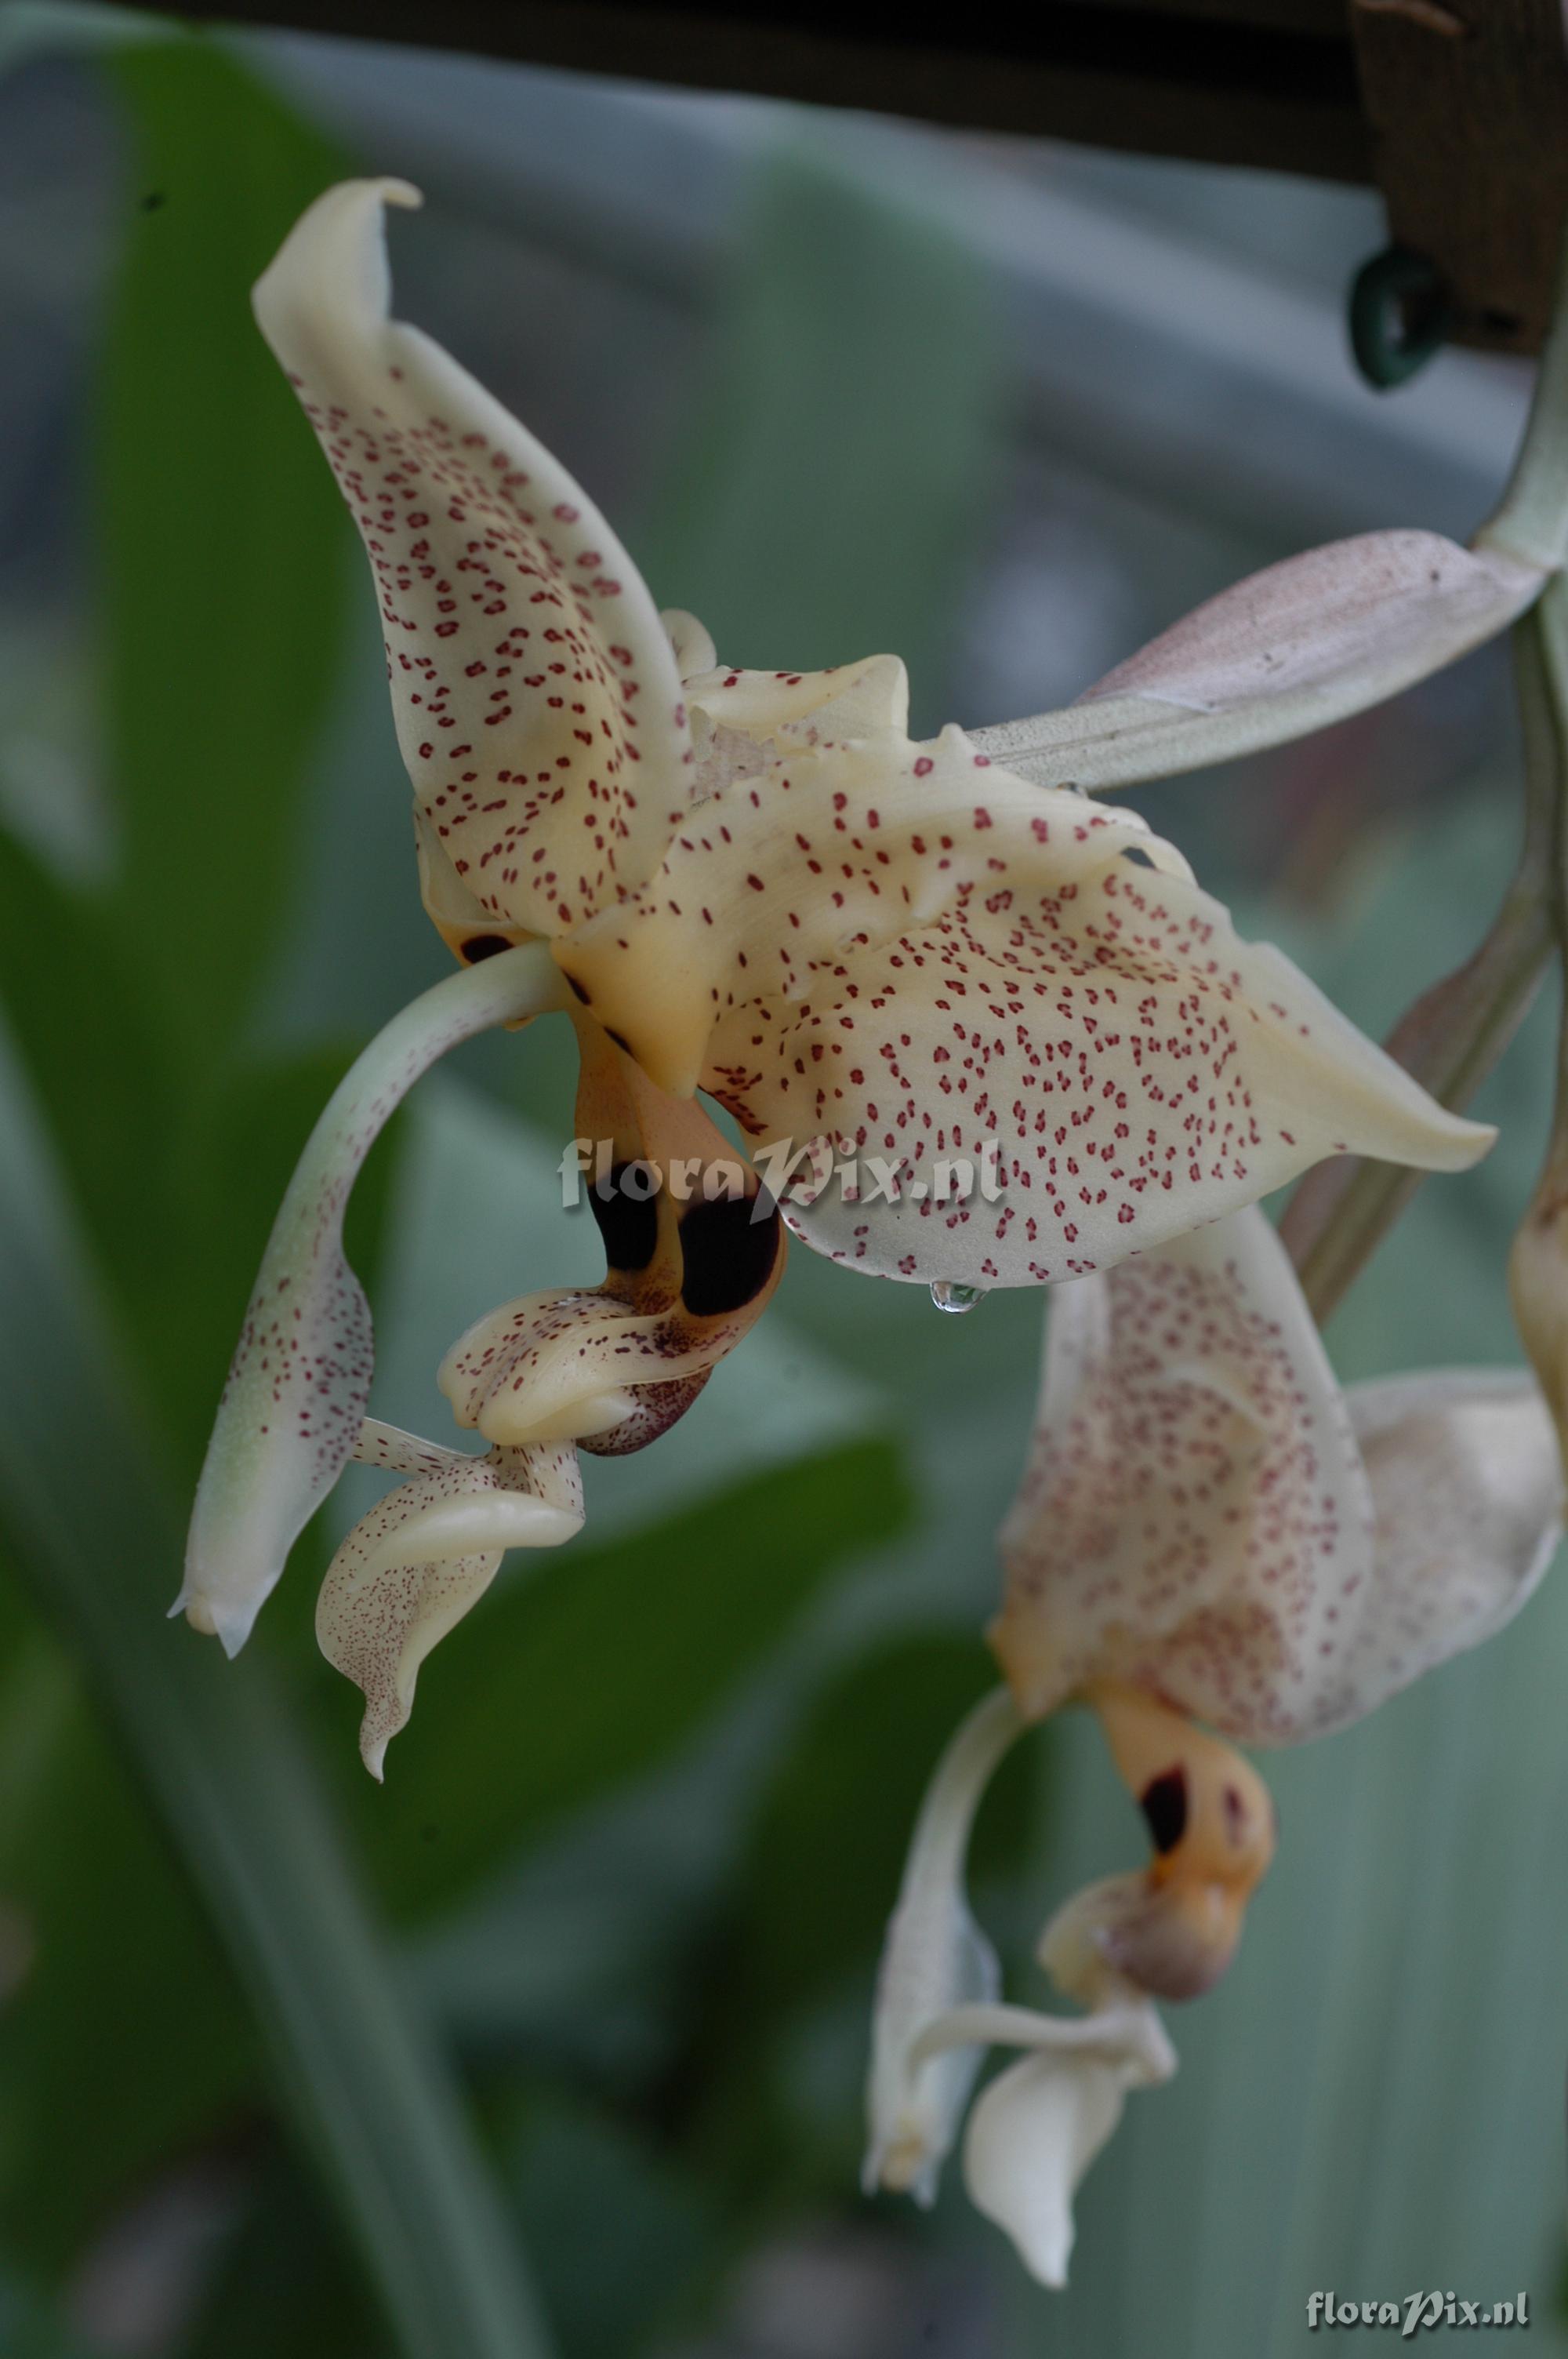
[588,1161,659,1273]
[605,1029,633,1056]
[461,933,513,963]
[566,974,592,1005]
[1222,1783,1250,1845]
[679,1187,781,1317]
[1140,1765,1189,1855]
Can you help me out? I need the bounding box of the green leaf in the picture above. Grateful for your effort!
[182,2142,385,2359]
[0,1052,554,2359]
[0,830,172,1297]
[651,1632,1038,2218]
[506,2091,718,2359]
[339,1436,916,1918]
[637,138,1000,732]
[96,37,354,1070]
[728,1629,1034,2023]
[0,1605,252,2268]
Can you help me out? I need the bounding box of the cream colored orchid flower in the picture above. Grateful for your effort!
[866,1206,1560,2284]
[183,174,1530,1744]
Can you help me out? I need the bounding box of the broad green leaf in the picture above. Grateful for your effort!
[638,137,999,731]
[0,1606,250,2266]
[727,1630,1036,2025]
[506,2091,718,2359]
[97,37,354,1069]
[183,2143,384,2359]
[0,1047,554,2359]
[0,828,172,1303]
[652,1633,1039,2219]
[335,1436,915,1918]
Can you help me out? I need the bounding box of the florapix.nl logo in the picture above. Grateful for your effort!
[557,1135,1007,1217]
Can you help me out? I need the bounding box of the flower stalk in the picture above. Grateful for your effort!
[1280,589,1565,1321]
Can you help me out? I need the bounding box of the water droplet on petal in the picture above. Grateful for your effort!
[930,1280,985,1315]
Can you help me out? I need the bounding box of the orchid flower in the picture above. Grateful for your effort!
[866,1206,1561,2285]
[183,174,1534,1752]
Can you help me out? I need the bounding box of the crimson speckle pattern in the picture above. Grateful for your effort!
[259,185,691,940]
[996,1212,1559,1744]
[320,1430,583,1773]
[439,1283,767,1448]
[559,717,1479,1290]
[996,1207,1373,1743]
[183,946,553,1647]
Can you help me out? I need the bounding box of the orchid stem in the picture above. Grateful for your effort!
[0,1058,557,2359]
[1475,220,1568,573]
[1283,586,1567,1322]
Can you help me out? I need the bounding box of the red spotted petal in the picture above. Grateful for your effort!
[319,1419,583,1776]
[254,180,693,945]
[993,1209,1557,1742]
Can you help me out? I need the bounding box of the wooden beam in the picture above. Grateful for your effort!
[1349,0,1568,355]
[101,0,1375,183]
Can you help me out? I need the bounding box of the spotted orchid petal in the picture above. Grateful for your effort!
[969,530,1543,795]
[254,180,695,952]
[1344,1365,1561,1695]
[955,2002,1177,2289]
[863,1688,1024,2204]
[993,1206,1560,1743]
[561,718,1487,1286]
[678,640,910,801]
[179,944,564,1656]
[318,1419,583,1778]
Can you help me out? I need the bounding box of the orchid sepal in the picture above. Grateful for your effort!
[178,943,566,1655]
[862,1686,1025,2203]
[969,531,1542,794]
[960,2002,1177,2289]
[318,1418,583,1779]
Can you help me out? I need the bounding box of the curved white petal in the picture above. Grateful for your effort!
[319,1427,583,1777]
[177,944,563,1654]
[863,1688,1024,2205]
[1327,1367,1562,1729]
[993,1212,1559,1744]
[969,531,1541,794]
[962,2008,1174,2290]
[993,1205,1377,1736]
[254,180,694,944]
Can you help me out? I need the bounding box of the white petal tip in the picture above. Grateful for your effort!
[1442,1116,1497,1169]
[169,1588,255,1659]
[361,1739,390,1784]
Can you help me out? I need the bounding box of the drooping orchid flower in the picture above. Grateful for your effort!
[183,175,1539,1738]
[866,1206,1560,2285]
